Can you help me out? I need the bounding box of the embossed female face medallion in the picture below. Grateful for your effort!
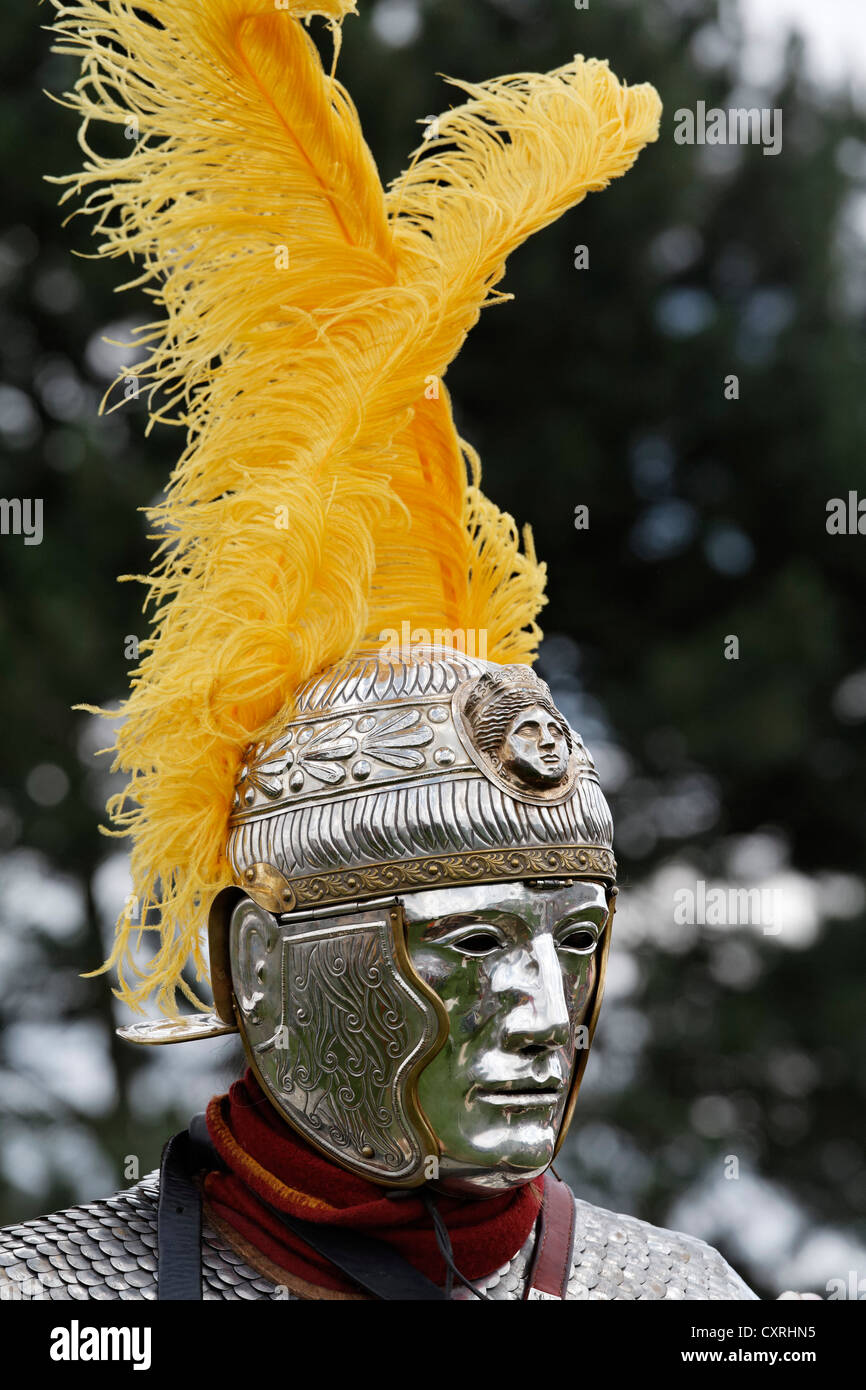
[403,879,610,1193]
[452,667,583,805]
[502,702,571,786]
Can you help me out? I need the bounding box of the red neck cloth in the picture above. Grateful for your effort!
[204,1070,543,1295]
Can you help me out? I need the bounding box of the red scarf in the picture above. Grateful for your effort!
[204,1070,543,1295]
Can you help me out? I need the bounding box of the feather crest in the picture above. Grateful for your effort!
[49,0,660,1012]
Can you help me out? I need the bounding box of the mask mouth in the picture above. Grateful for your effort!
[473,1080,565,1107]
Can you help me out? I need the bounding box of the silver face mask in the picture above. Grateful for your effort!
[213,877,614,1192]
[403,879,611,1193]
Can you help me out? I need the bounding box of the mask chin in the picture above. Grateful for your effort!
[429,1129,568,1197]
[417,1061,580,1198]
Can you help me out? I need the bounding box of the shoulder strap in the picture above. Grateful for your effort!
[156,1118,447,1301]
[157,1129,204,1300]
[524,1172,577,1301]
[255,1193,448,1301]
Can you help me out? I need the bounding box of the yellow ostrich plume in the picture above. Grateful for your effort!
[49,0,661,1014]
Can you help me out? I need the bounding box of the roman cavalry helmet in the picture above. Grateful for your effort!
[217,645,616,1184]
[58,0,659,1185]
[120,642,617,1185]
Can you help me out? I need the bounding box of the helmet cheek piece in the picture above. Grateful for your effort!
[208,888,449,1188]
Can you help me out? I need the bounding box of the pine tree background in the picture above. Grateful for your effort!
[1,0,865,1298]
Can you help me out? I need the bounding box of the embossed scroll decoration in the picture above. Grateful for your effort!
[231,899,445,1184]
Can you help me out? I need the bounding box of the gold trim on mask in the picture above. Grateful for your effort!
[553,888,617,1159]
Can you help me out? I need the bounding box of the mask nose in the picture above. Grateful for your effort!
[501,935,570,1054]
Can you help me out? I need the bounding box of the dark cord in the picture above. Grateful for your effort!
[420,1190,491,1301]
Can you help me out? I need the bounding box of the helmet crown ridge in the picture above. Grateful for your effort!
[229,646,616,916]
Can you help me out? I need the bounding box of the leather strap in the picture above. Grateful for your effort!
[525,1172,577,1300]
[157,1129,204,1300]
[255,1194,448,1301]
[157,1118,447,1301]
